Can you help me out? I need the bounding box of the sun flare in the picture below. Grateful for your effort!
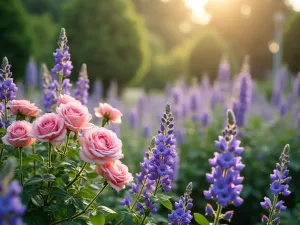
[185,0,211,25]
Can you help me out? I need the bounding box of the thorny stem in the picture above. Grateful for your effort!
[51,182,108,225]
[62,130,71,157]
[18,148,23,186]
[32,145,36,176]
[66,162,88,188]
[48,143,52,170]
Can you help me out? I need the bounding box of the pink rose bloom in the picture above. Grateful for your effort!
[8,100,41,117]
[2,121,35,147]
[57,94,81,106]
[29,113,67,146]
[57,102,93,132]
[94,103,122,124]
[79,126,123,164]
[96,160,133,192]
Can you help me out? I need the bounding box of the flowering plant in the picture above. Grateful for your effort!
[0,28,133,225]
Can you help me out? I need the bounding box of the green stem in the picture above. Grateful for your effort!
[129,175,148,212]
[139,214,147,225]
[67,162,88,188]
[115,218,124,225]
[32,145,36,176]
[62,130,71,156]
[51,182,108,225]
[213,204,222,225]
[57,72,63,96]
[18,148,23,186]
[4,99,8,121]
[48,143,52,170]
[0,142,4,162]
[153,177,161,196]
[101,117,109,127]
[267,195,279,225]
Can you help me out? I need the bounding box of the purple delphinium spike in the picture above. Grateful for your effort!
[260,144,291,225]
[293,72,300,98]
[42,64,57,113]
[272,66,288,106]
[0,160,26,224]
[73,64,89,105]
[62,79,72,95]
[0,57,18,128]
[26,56,38,88]
[168,182,193,225]
[128,108,138,130]
[122,103,178,218]
[51,28,73,95]
[204,109,244,224]
[92,80,103,100]
[218,56,230,83]
[232,63,252,127]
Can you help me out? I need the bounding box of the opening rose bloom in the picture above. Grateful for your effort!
[96,160,133,192]
[94,103,122,124]
[57,101,93,132]
[2,121,35,147]
[8,100,41,117]
[57,94,81,106]
[79,126,124,164]
[29,113,67,146]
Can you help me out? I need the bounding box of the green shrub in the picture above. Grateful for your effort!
[62,0,150,93]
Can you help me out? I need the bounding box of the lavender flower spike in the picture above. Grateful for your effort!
[0,57,18,127]
[51,28,73,95]
[204,109,245,225]
[73,64,89,105]
[26,56,38,88]
[122,103,178,222]
[42,64,57,113]
[168,182,193,225]
[260,144,291,225]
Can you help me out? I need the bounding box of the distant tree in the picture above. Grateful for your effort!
[206,0,289,78]
[63,0,150,93]
[188,31,228,81]
[30,13,58,66]
[21,0,65,22]
[133,0,198,49]
[283,13,300,74]
[0,0,33,80]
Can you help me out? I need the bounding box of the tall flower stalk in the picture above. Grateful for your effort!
[260,144,291,225]
[51,28,73,96]
[122,103,178,224]
[204,110,245,225]
[73,63,89,105]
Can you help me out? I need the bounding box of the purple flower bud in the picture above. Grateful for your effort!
[262,215,269,223]
[223,210,234,221]
[205,203,214,216]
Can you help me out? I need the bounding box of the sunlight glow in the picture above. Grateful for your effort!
[185,0,211,25]
[269,41,280,54]
[288,0,300,11]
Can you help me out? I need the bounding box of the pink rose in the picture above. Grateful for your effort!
[57,102,93,132]
[29,113,67,146]
[2,121,35,147]
[96,160,133,192]
[57,94,81,106]
[94,103,122,124]
[8,100,41,117]
[79,126,123,164]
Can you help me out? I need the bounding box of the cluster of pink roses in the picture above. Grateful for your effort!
[2,96,132,192]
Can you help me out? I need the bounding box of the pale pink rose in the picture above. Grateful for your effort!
[96,160,133,192]
[8,100,41,117]
[57,94,81,106]
[79,126,123,164]
[29,113,67,146]
[94,103,122,124]
[2,121,35,147]
[57,102,93,132]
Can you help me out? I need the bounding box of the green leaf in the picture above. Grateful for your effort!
[159,199,172,210]
[27,154,44,163]
[78,190,94,199]
[67,204,76,217]
[90,212,105,225]
[0,128,7,134]
[31,194,44,207]
[98,205,117,215]
[194,213,209,225]
[43,174,56,182]
[157,194,172,210]
[62,173,69,184]
[87,172,98,179]
[24,175,43,186]
[22,185,39,205]
[52,187,70,200]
